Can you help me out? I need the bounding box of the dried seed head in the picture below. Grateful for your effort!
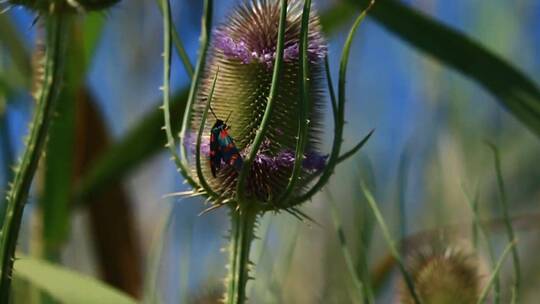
[188,0,327,208]
[399,237,482,304]
[8,0,119,13]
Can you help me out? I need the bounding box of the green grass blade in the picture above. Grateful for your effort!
[142,206,174,304]
[327,191,367,304]
[320,0,540,137]
[477,241,517,304]
[0,14,70,303]
[487,143,520,303]
[360,181,422,304]
[396,149,409,243]
[267,219,300,304]
[14,256,137,304]
[461,184,500,303]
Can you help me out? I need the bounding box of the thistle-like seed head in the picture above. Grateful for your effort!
[188,0,328,209]
[399,237,482,304]
[7,0,119,13]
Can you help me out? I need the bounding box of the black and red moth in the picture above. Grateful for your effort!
[209,116,243,178]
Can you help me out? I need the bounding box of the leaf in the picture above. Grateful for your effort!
[14,256,137,304]
[82,13,108,71]
[320,0,540,137]
[0,15,31,82]
[75,88,189,201]
[74,89,143,297]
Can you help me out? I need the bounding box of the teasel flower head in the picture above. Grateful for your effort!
[5,0,120,13]
[187,0,328,211]
[399,236,482,304]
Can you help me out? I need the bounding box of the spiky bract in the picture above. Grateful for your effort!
[189,0,327,209]
[399,238,482,304]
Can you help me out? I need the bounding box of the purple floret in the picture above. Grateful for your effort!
[214,30,253,64]
[275,149,328,172]
[214,30,327,66]
[302,151,328,171]
[186,133,326,173]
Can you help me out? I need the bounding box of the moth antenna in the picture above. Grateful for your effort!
[30,14,41,28]
[0,5,12,14]
[225,111,233,125]
[209,105,219,120]
[208,67,220,121]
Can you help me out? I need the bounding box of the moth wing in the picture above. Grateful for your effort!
[210,129,223,177]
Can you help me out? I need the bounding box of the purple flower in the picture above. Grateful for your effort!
[212,1,327,67]
[214,30,253,64]
[303,151,328,171]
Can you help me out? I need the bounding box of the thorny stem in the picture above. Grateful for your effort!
[0,14,69,302]
[235,0,287,205]
[161,0,199,189]
[225,209,258,304]
[154,0,194,78]
[178,0,213,185]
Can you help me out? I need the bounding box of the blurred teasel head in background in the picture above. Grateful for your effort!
[399,236,483,304]
[186,0,328,210]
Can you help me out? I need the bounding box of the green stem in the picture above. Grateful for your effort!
[225,209,258,304]
[477,241,516,304]
[0,14,69,302]
[487,144,520,304]
[461,184,500,303]
[360,181,422,304]
[327,193,367,304]
[235,0,287,205]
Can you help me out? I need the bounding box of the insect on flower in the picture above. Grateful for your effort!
[208,107,243,178]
